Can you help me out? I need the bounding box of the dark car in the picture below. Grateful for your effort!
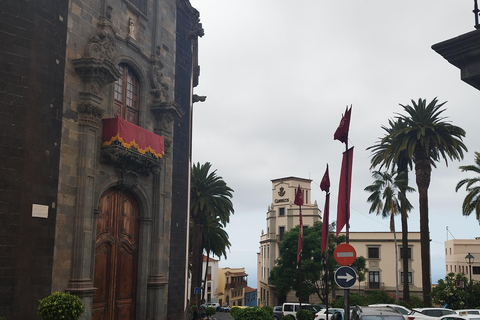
[351,306,405,320]
[273,306,283,320]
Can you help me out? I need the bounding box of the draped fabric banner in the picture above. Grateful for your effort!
[102,117,164,158]
[336,147,353,236]
[320,165,330,253]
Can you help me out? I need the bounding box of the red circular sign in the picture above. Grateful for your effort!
[334,243,357,266]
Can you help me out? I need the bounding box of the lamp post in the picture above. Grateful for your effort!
[465,253,475,308]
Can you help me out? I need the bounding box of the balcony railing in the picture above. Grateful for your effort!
[225,281,247,290]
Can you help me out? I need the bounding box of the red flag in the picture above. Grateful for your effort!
[320,165,330,192]
[321,192,330,253]
[336,147,353,236]
[297,207,303,263]
[334,106,352,143]
[294,185,304,206]
[320,166,330,252]
[295,185,303,263]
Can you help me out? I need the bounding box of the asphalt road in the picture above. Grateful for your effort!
[210,311,233,320]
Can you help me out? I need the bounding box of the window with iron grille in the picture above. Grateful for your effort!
[368,247,379,259]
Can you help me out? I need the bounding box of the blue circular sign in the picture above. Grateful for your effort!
[334,266,357,288]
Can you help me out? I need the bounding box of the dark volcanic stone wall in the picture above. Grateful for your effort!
[168,2,198,319]
[0,1,67,318]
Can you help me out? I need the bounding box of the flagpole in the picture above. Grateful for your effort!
[344,140,350,320]
[344,117,350,320]
[295,186,304,320]
[324,191,330,319]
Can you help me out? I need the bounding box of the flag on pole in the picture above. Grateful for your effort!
[336,147,354,236]
[294,185,304,206]
[320,165,330,192]
[295,185,303,263]
[320,165,330,253]
[334,106,352,144]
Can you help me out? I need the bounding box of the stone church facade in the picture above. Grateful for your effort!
[0,0,203,319]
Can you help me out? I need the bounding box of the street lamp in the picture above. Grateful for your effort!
[465,253,475,308]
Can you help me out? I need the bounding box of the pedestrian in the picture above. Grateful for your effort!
[191,302,199,320]
[199,299,207,320]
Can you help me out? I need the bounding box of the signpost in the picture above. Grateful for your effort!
[334,243,356,266]
[334,266,357,289]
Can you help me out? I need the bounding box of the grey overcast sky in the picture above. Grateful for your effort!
[189,0,480,288]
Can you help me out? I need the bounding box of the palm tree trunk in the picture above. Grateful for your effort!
[398,164,410,303]
[401,208,410,303]
[202,251,210,301]
[416,157,432,306]
[191,213,204,306]
[392,214,399,303]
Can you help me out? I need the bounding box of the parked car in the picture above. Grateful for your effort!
[220,305,231,312]
[351,306,405,320]
[456,311,480,316]
[315,308,343,320]
[369,304,412,319]
[206,302,220,311]
[332,307,354,320]
[409,308,455,320]
[282,302,311,320]
[273,305,283,320]
[439,314,480,320]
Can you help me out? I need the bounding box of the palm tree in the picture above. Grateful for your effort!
[385,98,467,305]
[201,214,231,301]
[365,170,414,301]
[456,151,480,220]
[190,162,234,305]
[368,119,413,303]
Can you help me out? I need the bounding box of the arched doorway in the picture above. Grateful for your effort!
[92,189,139,320]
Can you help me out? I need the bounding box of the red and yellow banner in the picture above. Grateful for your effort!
[102,117,164,158]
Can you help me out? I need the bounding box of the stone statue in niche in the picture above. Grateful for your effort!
[128,18,136,40]
[150,63,169,102]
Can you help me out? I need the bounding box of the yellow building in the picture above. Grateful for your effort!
[218,267,248,307]
[445,238,480,280]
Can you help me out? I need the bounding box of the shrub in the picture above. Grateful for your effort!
[206,306,216,317]
[332,292,366,307]
[366,290,395,305]
[38,291,85,320]
[230,306,273,320]
[0,316,6,320]
[282,315,295,320]
[297,309,314,320]
[262,305,273,315]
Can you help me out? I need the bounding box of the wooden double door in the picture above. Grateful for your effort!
[93,189,139,320]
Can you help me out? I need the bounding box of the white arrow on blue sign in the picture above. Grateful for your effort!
[334,266,357,289]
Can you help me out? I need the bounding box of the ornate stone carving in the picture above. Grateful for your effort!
[101,145,162,177]
[192,94,206,103]
[149,62,169,102]
[78,92,105,127]
[85,30,116,60]
[73,28,121,88]
[150,101,184,135]
[188,21,204,39]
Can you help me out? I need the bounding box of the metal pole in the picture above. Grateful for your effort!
[474,0,480,29]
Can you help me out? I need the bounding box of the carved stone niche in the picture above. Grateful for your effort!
[101,144,162,177]
[73,30,121,88]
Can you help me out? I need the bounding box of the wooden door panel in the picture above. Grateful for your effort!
[93,190,138,320]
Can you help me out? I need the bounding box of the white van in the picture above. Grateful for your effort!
[282,302,311,319]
